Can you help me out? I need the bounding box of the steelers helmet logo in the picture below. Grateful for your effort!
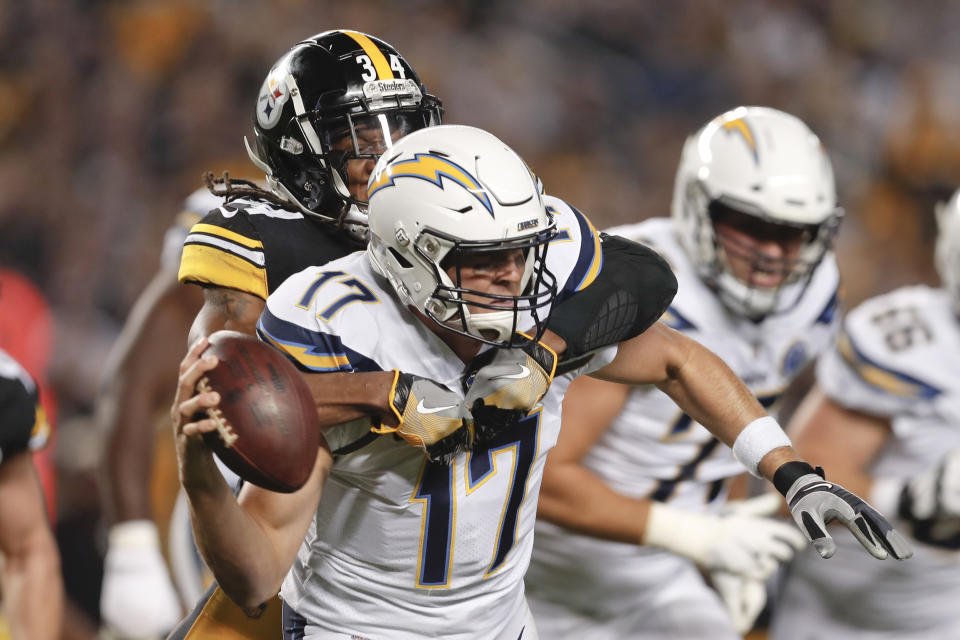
[257,75,288,130]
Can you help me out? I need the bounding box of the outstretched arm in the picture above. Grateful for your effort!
[591,323,768,448]
[539,372,804,565]
[589,323,912,560]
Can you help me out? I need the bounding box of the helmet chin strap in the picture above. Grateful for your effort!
[245,136,273,174]
[245,134,368,244]
[463,309,515,344]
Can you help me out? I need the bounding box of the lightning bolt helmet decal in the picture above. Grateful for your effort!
[368,152,495,217]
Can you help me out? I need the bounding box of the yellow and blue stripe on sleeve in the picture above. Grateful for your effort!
[552,204,603,300]
[835,329,940,400]
[256,308,383,373]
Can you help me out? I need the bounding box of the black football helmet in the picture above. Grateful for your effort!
[245,30,442,241]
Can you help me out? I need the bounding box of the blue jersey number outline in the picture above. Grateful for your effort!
[296,270,379,319]
[411,411,541,588]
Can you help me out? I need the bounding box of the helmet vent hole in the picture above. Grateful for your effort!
[751,184,763,192]
[388,247,413,269]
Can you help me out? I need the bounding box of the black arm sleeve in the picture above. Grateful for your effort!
[547,233,677,361]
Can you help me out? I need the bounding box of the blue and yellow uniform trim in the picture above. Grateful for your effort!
[257,309,382,373]
[660,306,697,332]
[557,205,602,298]
[836,329,941,400]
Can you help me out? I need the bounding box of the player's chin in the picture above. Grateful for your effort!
[748,272,785,289]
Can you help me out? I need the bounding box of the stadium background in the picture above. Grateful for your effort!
[0,0,958,636]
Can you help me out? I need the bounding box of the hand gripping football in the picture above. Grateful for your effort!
[196,330,320,492]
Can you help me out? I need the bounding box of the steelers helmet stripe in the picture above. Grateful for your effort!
[342,30,394,79]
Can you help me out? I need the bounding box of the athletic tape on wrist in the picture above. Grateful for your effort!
[732,416,791,478]
[109,520,162,549]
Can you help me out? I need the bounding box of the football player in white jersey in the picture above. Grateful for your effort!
[171,124,909,640]
[769,191,960,639]
[525,106,847,638]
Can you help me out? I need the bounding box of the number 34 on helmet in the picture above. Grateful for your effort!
[246,30,442,241]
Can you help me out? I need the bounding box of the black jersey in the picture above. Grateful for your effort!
[0,349,48,465]
[178,197,358,299]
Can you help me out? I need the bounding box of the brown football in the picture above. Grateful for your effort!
[196,330,320,493]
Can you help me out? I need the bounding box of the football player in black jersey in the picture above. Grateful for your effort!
[0,348,61,639]
[165,30,441,639]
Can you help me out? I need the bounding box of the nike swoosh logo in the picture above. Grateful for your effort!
[804,483,833,491]
[492,365,530,381]
[416,399,457,414]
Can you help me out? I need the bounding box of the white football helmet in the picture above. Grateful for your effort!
[935,189,960,315]
[671,106,843,319]
[365,124,557,346]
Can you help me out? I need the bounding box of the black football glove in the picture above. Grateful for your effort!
[774,461,913,560]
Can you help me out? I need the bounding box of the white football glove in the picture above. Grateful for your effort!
[891,448,960,548]
[644,493,807,580]
[100,520,183,639]
[710,571,767,635]
[775,461,913,560]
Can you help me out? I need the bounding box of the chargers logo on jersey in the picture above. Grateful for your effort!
[722,117,759,164]
[368,153,494,216]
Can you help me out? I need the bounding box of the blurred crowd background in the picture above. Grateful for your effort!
[2,0,959,632]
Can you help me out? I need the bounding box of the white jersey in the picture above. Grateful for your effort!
[548,217,838,508]
[772,285,960,638]
[527,217,839,633]
[260,196,610,640]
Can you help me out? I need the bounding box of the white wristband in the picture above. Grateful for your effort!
[732,416,791,478]
[108,520,162,550]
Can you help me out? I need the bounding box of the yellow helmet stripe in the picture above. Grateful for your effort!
[342,30,394,80]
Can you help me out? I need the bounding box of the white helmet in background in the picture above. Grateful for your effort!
[365,124,557,346]
[935,189,960,315]
[671,106,843,319]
